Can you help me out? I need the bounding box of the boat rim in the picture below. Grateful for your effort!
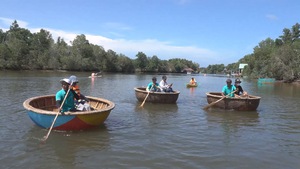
[23,94,115,115]
[206,92,261,99]
[134,87,180,94]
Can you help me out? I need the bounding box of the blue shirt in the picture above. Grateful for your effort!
[55,89,75,112]
[147,82,160,91]
[222,85,236,97]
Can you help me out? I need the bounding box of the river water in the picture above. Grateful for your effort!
[0,71,300,169]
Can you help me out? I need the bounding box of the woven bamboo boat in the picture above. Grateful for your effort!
[134,87,180,104]
[186,83,198,88]
[23,95,115,130]
[206,92,261,111]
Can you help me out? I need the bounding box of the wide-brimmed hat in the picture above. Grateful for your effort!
[69,75,78,83]
[235,78,242,83]
[226,79,232,83]
[60,78,70,84]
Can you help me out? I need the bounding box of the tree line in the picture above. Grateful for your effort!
[1,21,299,82]
[0,20,200,73]
[204,23,300,82]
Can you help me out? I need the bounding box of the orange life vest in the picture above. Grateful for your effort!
[72,85,81,96]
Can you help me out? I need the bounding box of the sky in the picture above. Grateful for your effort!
[0,0,299,67]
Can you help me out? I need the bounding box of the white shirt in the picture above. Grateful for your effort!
[159,80,169,89]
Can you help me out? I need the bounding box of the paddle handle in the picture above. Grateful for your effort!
[140,85,154,107]
[203,90,236,110]
[42,83,72,142]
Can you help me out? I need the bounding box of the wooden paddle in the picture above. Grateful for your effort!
[42,82,73,142]
[139,85,154,107]
[203,90,236,110]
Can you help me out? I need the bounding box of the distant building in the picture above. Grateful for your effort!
[183,68,194,74]
[239,63,248,75]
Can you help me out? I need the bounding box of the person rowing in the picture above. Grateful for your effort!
[221,79,236,97]
[146,77,162,92]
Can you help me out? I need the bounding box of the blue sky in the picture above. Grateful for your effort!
[0,0,299,67]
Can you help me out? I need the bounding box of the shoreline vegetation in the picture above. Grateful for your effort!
[0,21,299,83]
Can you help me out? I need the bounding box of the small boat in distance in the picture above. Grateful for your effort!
[23,95,115,131]
[89,72,102,78]
[205,92,261,111]
[186,83,198,88]
[134,87,180,104]
[88,75,102,78]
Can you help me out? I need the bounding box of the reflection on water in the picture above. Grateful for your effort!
[134,102,179,113]
[134,103,179,127]
[206,110,260,128]
[24,125,110,168]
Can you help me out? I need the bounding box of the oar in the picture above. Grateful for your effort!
[140,85,154,107]
[203,90,236,110]
[42,82,73,142]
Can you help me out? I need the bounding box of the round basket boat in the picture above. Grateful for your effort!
[186,83,198,88]
[206,92,261,111]
[23,95,115,131]
[134,87,180,104]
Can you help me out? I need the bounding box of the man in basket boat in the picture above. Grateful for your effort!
[56,77,90,114]
[234,78,248,98]
[221,79,236,97]
[159,75,173,92]
[146,77,163,92]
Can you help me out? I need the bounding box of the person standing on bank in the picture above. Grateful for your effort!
[159,75,173,92]
[234,78,248,97]
[222,79,236,97]
[56,78,79,114]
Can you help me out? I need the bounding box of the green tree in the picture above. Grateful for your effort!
[5,20,32,69]
[29,29,54,69]
[135,52,148,72]
[147,55,160,72]
[117,54,135,72]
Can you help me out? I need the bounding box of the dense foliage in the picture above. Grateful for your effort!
[0,21,200,73]
[2,21,299,81]
[204,23,300,82]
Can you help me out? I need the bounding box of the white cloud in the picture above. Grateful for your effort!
[0,17,28,31]
[0,17,221,66]
[103,22,133,31]
[266,14,278,20]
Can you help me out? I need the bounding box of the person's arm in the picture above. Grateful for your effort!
[56,100,61,109]
[80,94,89,102]
[221,86,226,96]
[156,83,163,91]
[55,91,63,113]
[231,86,237,97]
[146,83,151,91]
[70,89,79,100]
[240,86,248,96]
[239,86,244,93]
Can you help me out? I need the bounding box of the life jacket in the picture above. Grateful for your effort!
[190,79,196,84]
[72,85,81,96]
